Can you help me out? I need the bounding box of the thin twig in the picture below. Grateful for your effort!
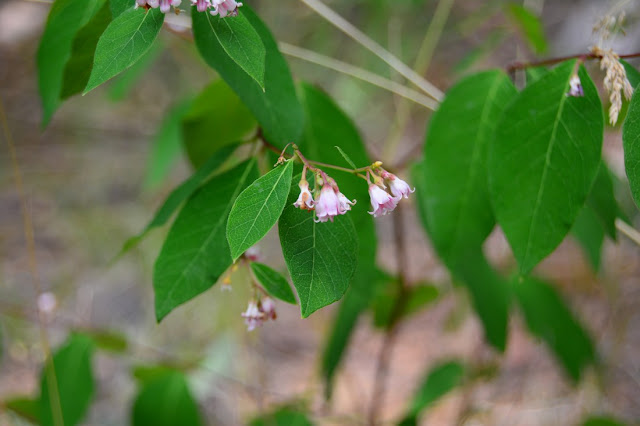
[0,96,64,426]
[507,51,640,72]
[616,218,640,247]
[298,0,444,101]
[279,43,438,110]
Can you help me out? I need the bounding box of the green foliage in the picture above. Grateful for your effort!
[279,180,358,318]
[249,406,313,426]
[153,159,258,321]
[623,85,640,210]
[85,7,164,93]
[586,163,619,240]
[505,4,548,54]
[399,360,465,425]
[109,0,131,18]
[192,6,303,148]
[489,62,603,274]
[145,99,193,189]
[572,207,605,271]
[82,328,128,353]
[120,145,237,255]
[622,60,640,89]
[513,276,595,381]
[108,41,161,100]
[181,80,257,168]
[423,70,517,269]
[372,282,439,329]
[5,397,40,423]
[40,334,95,426]
[132,370,202,426]
[37,0,106,125]
[227,160,294,261]
[250,262,296,304]
[582,416,626,426]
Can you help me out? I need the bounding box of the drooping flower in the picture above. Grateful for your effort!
[387,177,415,201]
[337,192,356,214]
[260,297,277,320]
[315,185,340,222]
[136,0,181,13]
[244,245,262,262]
[191,0,211,12]
[368,184,398,217]
[294,178,315,210]
[210,0,242,17]
[241,300,264,331]
[567,74,584,97]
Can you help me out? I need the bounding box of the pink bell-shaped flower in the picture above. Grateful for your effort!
[315,185,341,222]
[368,184,398,217]
[241,300,264,331]
[294,179,315,211]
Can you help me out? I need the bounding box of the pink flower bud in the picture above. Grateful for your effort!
[210,0,242,17]
[260,297,277,320]
[294,179,315,210]
[368,184,398,217]
[388,176,415,200]
[241,301,264,331]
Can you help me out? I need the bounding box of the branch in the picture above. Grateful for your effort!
[616,218,640,247]
[506,51,640,72]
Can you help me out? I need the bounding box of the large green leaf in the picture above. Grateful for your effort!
[119,145,237,255]
[109,0,131,18]
[192,6,303,148]
[423,70,517,268]
[40,334,95,426]
[250,262,296,304]
[60,0,112,99]
[572,206,605,272]
[132,370,202,426]
[279,179,358,318]
[623,85,640,210]
[153,159,258,321]
[182,79,257,169]
[489,62,603,274]
[37,0,105,125]
[586,163,619,240]
[621,60,640,89]
[505,4,547,54]
[227,161,293,261]
[5,397,40,423]
[85,7,164,93]
[296,83,377,389]
[399,361,465,425]
[513,276,595,381]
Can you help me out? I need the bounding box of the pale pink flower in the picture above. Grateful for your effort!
[260,297,277,320]
[337,192,356,214]
[315,185,341,222]
[241,301,264,331]
[210,0,242,17]
[293,179,315,210]
[368,184,398,217]
[191,0,211,12]
[244,245,262,262]
[388,177,415,200]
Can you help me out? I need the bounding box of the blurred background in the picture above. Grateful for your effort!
[1,0,640,424]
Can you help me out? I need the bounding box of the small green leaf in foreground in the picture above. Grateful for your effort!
[623,85,640,210]
[251,262,296,304]
[227,160,293,261]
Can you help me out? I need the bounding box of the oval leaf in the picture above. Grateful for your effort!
[227,161,293,261]
[37,0,105,125]
[132,370,202,426]
[278,180,358,318]
[40,334,95,426]
[250,262,296,304]
[489,62,603,274]
[192,6,303,147]
[623,85,640,210]
[153,159,258,321]
[424,70,517,268]
[85,7,164,93]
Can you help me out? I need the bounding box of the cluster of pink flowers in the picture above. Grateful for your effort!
[367,169,414,217]
[134,0,242,16]
[294,175,356,223]
[241,297,276,331]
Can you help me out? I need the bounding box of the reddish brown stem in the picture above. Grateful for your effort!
[506,51,640,73]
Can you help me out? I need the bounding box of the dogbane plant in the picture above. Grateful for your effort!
[15,0,640,424]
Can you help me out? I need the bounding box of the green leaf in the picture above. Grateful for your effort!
[110,0,132,18]
[621,60,640,89]
[145,99,192,189]
[454,248,510,351]
[132,371,202,426]
[85,7,164,93]
[119,145,237,255]
[132,365,178,383]
[40,334,95,426]
[182,79,257,169]
[399,361,465,425]
[623,85,640,210]
[278,179,358,318]
[5,397,40,423]
[505,4,547,54]
[372,281,439,329]
[227,161,294,261]
[582,416,626,426]
[249,406,313,426]
[572,206,605,272]
[205,12,265,88]
[250,262,296,304]
[37,0,105,125]
[586,163,619,240]
[513,276,595,381]
[334,146,358,169]
[525,66,548,85]
[489,62,604,274]
[192,6,303,147]
[82,329,128,353]
[153,159,259,321]
[423,70,517,269]
[108,41,161,101]
[61,0,112,99]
